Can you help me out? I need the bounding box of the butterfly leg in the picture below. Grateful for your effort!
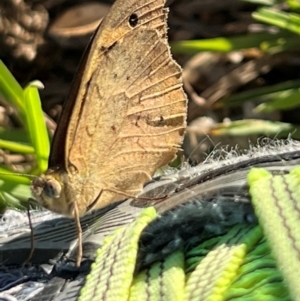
[73,201,83,267]
[22,198,36,267]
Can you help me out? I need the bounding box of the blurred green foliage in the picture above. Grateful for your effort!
[0,61,49,212]
[172,0,300,139]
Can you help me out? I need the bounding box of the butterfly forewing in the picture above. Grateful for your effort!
[33,0,187,216]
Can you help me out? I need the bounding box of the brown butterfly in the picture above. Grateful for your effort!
[31,0,187,265]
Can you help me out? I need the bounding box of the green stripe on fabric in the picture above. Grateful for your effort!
[185,225,255,301]
[130,251,185,301]
[184,224,289,301]
[225,236,289,301]
[78,207,157,301]
[248,167,300,301]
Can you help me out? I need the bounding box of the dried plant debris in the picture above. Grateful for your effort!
[0,0,48,61]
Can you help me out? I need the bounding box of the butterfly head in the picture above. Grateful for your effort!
[31,170,74,216]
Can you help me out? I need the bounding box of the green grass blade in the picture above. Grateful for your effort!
[24,81,50,173]
[253,8,300,34]
[0,190,28,211]
[254,89,300,112]
[241,0,283,5]
[0,168,31,211]
[218,80,300,108]
[0,60,26,123]
[0,139,35,154]
[171,32,294,54]
[287,0,300,9]
[0,167,31,184]
[210,119,295,137]
[0,128,31,144]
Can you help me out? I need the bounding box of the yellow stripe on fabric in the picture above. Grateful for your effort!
[78,207,157,301]
[130,251,185,301]
[248,167,300,301]
[185,225,265,301]
[185,240,246,300]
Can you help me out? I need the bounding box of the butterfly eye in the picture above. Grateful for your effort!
[129,13,138,27]
[44,179,62,199]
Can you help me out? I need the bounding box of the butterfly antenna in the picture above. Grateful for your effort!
[22,198,36,267]
[0,172,38,179]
